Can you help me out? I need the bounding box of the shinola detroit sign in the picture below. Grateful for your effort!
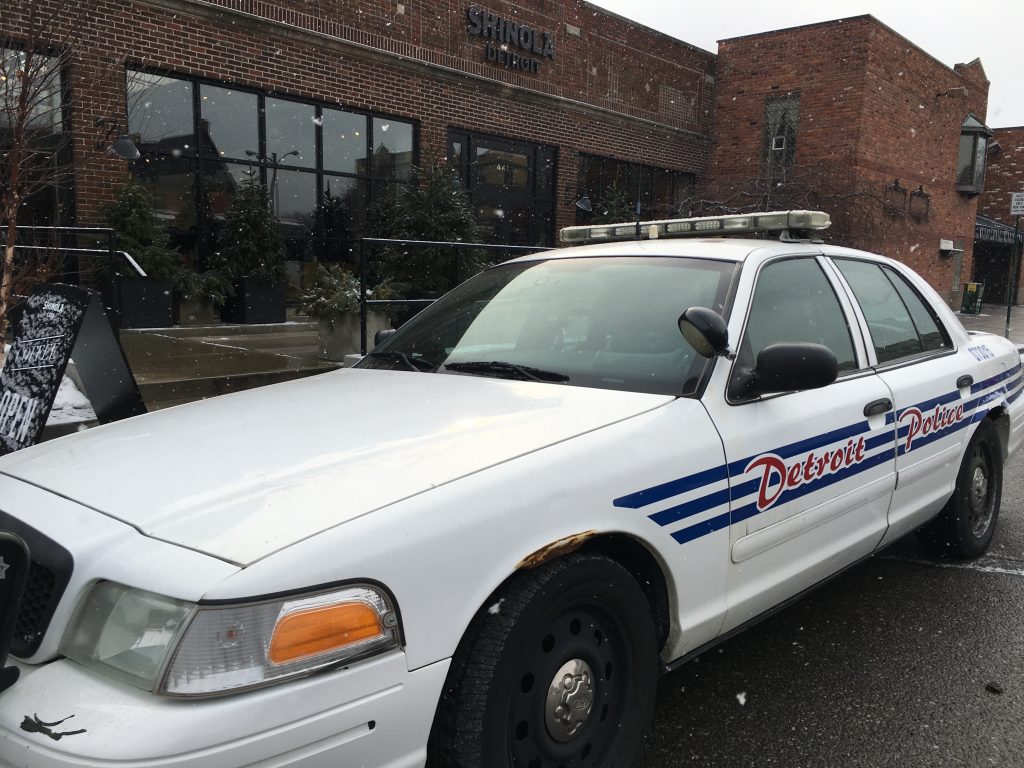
[466,6,555,74]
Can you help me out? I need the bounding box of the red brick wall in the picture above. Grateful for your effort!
[979,127,1024,226]
[708,15,988,303]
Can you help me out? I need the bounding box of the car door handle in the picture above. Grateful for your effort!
[957,375,974,389]
[863,398,892,417]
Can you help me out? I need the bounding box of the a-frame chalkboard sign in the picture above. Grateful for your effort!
[0,284,147,456]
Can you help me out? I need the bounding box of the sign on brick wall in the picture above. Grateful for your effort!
[1011,192,1024,216]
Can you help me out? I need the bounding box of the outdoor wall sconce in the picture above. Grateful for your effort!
[909,185,930,223]
[883,178,907,216]
[94,117,140,161]
[575,195,593,213]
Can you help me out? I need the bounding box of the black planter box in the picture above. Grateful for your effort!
[221,278,286,324]
[109,278,175,329]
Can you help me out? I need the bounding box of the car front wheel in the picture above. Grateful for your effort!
[429,553,659,768]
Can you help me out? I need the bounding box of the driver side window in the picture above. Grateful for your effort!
[735,257,858,384]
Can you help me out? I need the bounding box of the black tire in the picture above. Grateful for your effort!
[919,419,1003,558]
[429,553,659,768]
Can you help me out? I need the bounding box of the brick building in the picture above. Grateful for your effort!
[1,3,999,306]
[705,15,990,305]
[975,127,1024,304]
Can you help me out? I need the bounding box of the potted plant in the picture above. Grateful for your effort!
[104,183,183,329]
[210,171,288,324]
[300,264,396,361]
[175,268,231,325]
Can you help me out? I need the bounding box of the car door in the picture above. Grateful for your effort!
[701,254,897,633]
[827,256,983,546]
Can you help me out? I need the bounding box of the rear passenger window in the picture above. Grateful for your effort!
[834,259,949,364]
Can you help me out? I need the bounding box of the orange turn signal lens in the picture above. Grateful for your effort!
[268,602,383,665]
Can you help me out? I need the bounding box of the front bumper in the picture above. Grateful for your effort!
[0,652,448,768]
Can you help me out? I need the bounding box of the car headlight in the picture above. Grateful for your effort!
[62,581,401,697]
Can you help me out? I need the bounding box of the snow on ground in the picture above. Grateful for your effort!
[2,345,96,426]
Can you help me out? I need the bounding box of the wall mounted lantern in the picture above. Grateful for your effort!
[94,118,140,161]
[909,185,930,223]
[883,178,907,216]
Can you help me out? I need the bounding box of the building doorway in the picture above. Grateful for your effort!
[449,130,555,247]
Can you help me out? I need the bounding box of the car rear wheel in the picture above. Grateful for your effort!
[429,553,658,768]
[919,419,1002,558]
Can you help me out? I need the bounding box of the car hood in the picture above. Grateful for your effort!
[1,369,672,564]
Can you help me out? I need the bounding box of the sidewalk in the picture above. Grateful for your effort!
[119,320,336,411]
[954,304,1024,346]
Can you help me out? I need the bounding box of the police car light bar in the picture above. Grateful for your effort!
[559,210,831,244]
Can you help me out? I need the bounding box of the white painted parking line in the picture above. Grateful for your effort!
[877,553,1024,578]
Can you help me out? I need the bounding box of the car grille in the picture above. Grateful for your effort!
[0,511,72,657]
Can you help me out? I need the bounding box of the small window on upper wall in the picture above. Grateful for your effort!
[761,93,799,172]
[834,259,950,364]
[956,114,992,196]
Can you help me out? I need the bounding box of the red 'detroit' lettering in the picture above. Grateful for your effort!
[745,436,867,512]
[898,402,964,452]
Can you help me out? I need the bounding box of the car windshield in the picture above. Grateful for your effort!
[357,256,737,396]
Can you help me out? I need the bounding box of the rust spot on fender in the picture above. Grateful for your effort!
[516,531,597,569]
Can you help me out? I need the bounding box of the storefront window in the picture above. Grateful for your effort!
[372,118,414,180]
[576,154,692,224]
[323,109,368,175]
[199,85,259,160]
[266,98,316,169]
[129,70,416,272]
[128,72,194,153]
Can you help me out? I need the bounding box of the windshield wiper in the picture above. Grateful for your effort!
[443,360,569,383]
[365,350,435,372]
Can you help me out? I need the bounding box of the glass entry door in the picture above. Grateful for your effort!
[449,131,555,247]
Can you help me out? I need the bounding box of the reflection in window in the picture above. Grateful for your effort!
[322,109,367,174]
[476,147,529,187]
[741,258,856,373]
[200,85,258,160]
[372,118,413,179]
[271,170,317,234]
[319,177,367,260]
[576,153,691,224]
[202,163,254,224]
[762,93,799,171]
[129,72,194,152]
[834,259,948,363]
[265,98,315,169]
[133,155,197,228]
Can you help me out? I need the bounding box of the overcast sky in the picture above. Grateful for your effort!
[585,0,1023,128]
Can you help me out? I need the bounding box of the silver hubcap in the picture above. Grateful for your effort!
[970,464,992,537]
[544,659,595,742]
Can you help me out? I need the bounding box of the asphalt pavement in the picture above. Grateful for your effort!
[634,430,1024,767]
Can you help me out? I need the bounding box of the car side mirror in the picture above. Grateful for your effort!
[678,307,730,358]
[734,342,838,398]
[373,328,397,348]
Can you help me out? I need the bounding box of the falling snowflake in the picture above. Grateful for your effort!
[488,599,504,615]
[736,692,747,706]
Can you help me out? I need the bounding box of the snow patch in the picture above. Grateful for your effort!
[1,346,96,427]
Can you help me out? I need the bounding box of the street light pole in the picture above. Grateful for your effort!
[1008,213,1021,338]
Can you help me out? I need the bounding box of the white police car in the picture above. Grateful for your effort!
[0,211,1020,768]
